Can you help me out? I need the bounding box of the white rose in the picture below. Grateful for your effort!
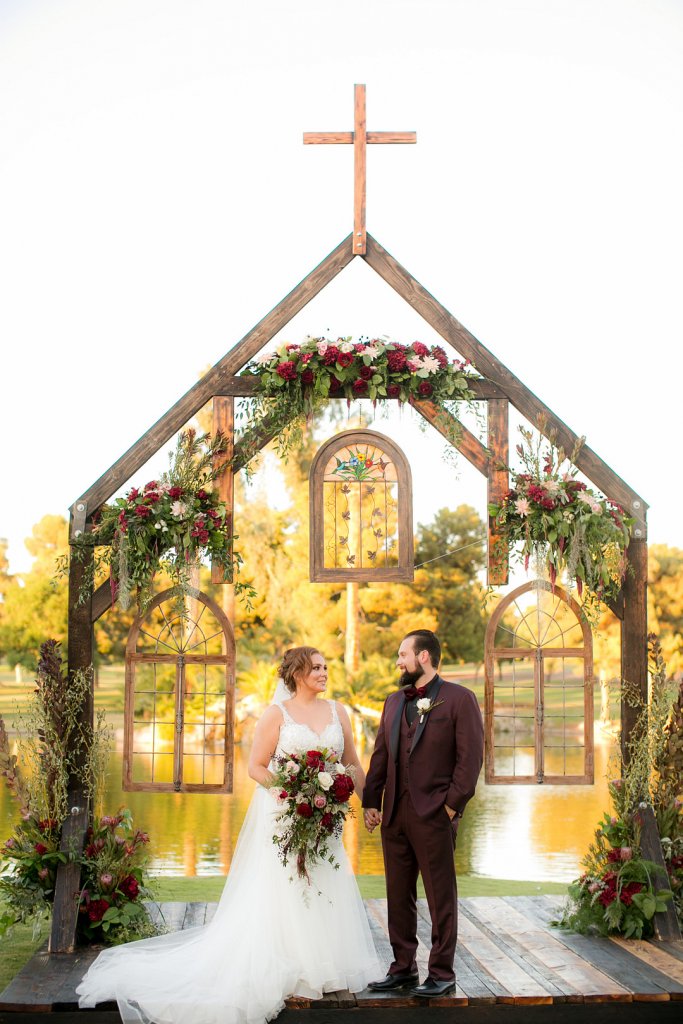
[416,698,431,713]
[339,341,354,353]
[317,771,333,791]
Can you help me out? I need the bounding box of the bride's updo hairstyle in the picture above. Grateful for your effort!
[279,646,320,694]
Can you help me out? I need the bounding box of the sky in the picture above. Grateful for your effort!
[1,0,682,575]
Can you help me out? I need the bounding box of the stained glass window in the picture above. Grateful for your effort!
[310,430,413,582]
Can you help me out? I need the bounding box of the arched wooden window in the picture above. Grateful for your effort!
[485,580,594,785]
[309,429,413,582]
[123,588,235,793]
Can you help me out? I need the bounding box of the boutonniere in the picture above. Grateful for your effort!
[416,697,444,724]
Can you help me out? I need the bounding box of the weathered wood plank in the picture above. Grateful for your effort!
[639,806,682,941]
[609,938,683,987]
[457,903,554,1002]
[510,896,682,998]
[363,234,648,525]
[409,398,489,474]
[74,235,355,514]
[50,790,89,954]
[470,897,630,1000]
[354,84,367,254]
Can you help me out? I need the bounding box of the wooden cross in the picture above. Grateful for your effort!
[303,84,416,255]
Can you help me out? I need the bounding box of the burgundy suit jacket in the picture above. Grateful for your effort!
[362,676,484,822]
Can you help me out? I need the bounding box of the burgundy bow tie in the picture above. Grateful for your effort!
[403,684,429,701]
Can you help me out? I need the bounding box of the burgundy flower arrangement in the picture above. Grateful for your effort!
[242,336,477,410]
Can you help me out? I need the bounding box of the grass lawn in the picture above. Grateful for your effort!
[0,875,568,993]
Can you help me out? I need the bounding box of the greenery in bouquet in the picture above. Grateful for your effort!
[270,746,355,885]
[489,421,633,604]
[89,429,254,610]
[557,636,683,938]
[239,336,477,461]
[77,809,156,944]
[0,640,157,945]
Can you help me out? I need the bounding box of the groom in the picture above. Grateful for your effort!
[362,629,484,998]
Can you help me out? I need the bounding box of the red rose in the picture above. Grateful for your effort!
[418,381,433,397]
[541,498,556,510]
[87,898,110,923]
[134,504,152,518]
[323,346,340,365]
[144,481,158,492]
[359,365,373,380]
[119,875,140,900]
[527,485,545,503]
[167,486,183,499]
[300,352,313,364]
[321,812,334,831]
[285,343,300,352]
[196,489,209,500]
[296,803,313,818]
[352,378,368,395]
[386,384,401,399]
[386,350,407,372]
[301,369,314,384]
[331,774,355,802]
[306,750,325,769]
[279,790,288,799]
[328,377,342,393]
[411,341,429,356]
[276,361,297,381]
[337,351,354,368]
[34,843,48,855]
[146,492,160,503]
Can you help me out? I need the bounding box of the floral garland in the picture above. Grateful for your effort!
[92,430,250,610]
[243,336,476,405]
[489,425,633,602]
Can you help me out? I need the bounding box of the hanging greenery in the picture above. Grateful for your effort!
[86,430,254,611]
[489,422,633,604]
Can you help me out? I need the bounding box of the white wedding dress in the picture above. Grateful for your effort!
[76,698,381,1024]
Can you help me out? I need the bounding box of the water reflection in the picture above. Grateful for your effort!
[0,728,618,882]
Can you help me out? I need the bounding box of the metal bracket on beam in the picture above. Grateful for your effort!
[70,500,88,542]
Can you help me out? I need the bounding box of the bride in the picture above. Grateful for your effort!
[77,646,381,1024]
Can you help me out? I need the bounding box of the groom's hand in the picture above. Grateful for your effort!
[364,808,382,832]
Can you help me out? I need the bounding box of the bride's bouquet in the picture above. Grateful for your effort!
[270,747,355,884]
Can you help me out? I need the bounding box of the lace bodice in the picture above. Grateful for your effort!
[273,699,344,759]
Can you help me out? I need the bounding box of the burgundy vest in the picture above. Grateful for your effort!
[396,707,418,797]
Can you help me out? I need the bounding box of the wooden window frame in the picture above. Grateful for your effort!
[309,428,414,582]
[123,588,235,793]
[484,580,594,785]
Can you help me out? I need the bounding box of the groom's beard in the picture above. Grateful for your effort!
[398,665,425,688]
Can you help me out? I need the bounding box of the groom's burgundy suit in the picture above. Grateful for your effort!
[362,676,484,982]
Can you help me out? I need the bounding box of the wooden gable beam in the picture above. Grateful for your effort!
[363,235,648,534]
[73,235,355,520]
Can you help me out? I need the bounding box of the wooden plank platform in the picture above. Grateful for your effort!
[1,897,682,1023]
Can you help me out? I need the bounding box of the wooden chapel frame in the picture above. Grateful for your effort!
[54,232,650,951]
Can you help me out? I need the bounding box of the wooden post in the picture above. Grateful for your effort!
[639,805,682,940]
[50,520,94,953]
[487,398,509,586]
[212,398,234,585]
[620,535,648,766]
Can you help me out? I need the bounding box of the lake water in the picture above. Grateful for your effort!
[0,727,619,882]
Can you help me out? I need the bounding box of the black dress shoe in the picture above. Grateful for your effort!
[410,977,456,998]
[367,972,419,991]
